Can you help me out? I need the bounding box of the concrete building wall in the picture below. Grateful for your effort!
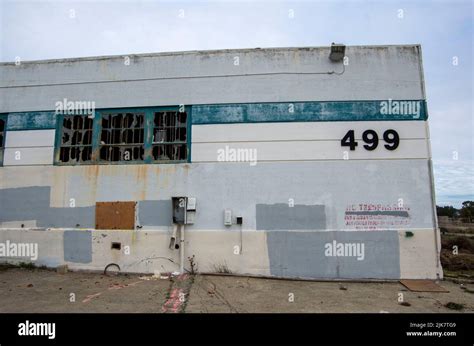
[3,129,55,166]
[0,45,424,113]
[192,121,429,162]
[0,45,442,280]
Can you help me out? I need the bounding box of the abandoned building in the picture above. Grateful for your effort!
[0,44,442,279]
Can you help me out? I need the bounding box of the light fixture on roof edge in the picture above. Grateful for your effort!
[329,43,346,62]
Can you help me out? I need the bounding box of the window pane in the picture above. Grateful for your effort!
[99,112,145,163]
[58,115,93,164]
[152,110,188,162]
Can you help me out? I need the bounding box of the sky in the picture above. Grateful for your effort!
[0,0,472,208]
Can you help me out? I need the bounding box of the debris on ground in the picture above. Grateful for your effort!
[56,264,68,274]
[82,292,102,303]
[445,302,464,310]
[139,272,171,280]
[400,279,449,293]
[103,263,121,276]
[161,273,194,313]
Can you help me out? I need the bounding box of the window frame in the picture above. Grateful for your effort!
[149,108,190,164]
[97,110,147,164]
[55,113,95,165]
[0,114,8,167]
[54,106,191,166]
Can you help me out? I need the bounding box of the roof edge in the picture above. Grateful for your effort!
[0,44,422,66]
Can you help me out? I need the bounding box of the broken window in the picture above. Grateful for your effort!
[0,115,6,166]
[55,107,189,165]
[58,115,94,163]
[99,112,145,162]
[152,111,187,161]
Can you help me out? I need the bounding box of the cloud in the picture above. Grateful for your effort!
[433,159,474,207]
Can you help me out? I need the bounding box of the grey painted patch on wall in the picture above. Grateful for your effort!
[256,203,326,230]
[63,231,92,263]
[138,200,172,226]
[0,186,94,228]
[266,231,400,279]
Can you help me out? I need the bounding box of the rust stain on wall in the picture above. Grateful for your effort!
[85,165,99,180]
[84,165,99,202]
[136,165,148,201]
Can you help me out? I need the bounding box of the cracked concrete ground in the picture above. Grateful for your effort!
[0,267,473,313]
[186,275,474,313]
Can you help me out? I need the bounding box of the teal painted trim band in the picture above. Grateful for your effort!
[4,100,428,131]
[188,106,192,162]
[191,100,428,124]
[6,111,56,130]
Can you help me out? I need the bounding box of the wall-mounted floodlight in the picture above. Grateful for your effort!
[329,43,345,62]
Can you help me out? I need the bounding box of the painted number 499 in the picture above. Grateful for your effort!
[341,129,399,151]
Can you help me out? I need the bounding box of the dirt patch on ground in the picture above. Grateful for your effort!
[0,267,171,313]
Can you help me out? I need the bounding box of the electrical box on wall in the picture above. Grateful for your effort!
[172,197,187,225]
[224,209,232,226]
[187,197,196,211]
[186,197,196,225]
[171,197,197,225]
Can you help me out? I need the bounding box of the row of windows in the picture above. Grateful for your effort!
[56,107,189,165]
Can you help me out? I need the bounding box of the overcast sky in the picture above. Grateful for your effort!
[0,0,472,207]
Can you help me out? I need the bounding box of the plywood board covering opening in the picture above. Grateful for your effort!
[96,201,136,230]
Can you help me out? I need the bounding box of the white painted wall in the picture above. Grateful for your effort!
[0,45,424,113]
[192,140,429,162]
[398,230,441,279]
[3,147,54,166]
[0,161,436,231]
[3,129,55,166]
[0,229,272,276]
[191,121,430,162]
[0,228,441,279]
[192,121,428,142]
